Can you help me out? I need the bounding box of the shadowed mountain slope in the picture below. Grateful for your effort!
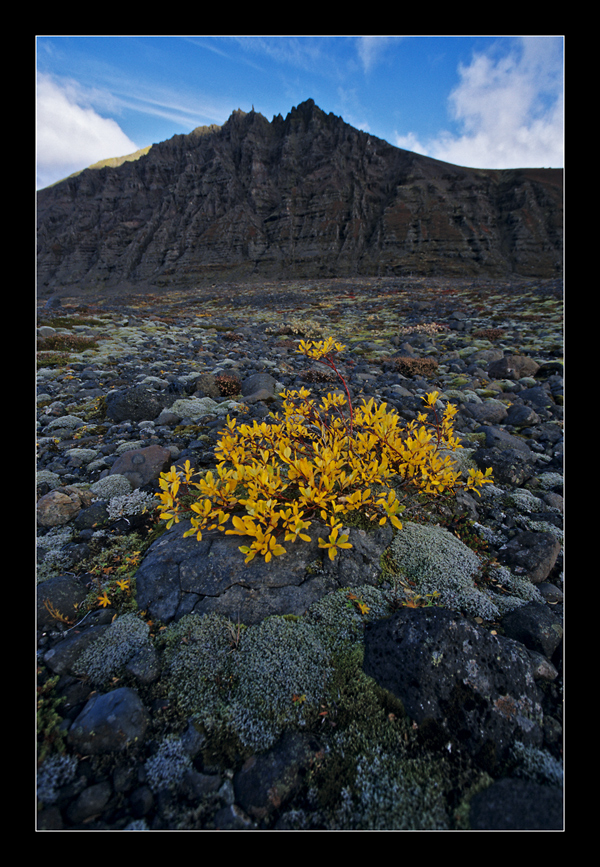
[37,99,563,292]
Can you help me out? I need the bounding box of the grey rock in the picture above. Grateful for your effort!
[462,401,508,424]
[518,384,555,408]
[73,500,110,530]
[135,520,393,626]
[242,387,278,404]
[66,781,113,825]
[213,803,256,830]
[109,444,171,489]
[233,730,317,821]
[476,424,533,452]
[241,372,277,397]
[37,574,88,629]
[505,403,541,427]
[487,355,540,380]
[42,623,111,675]
[498,531,561,584]
[501,602,563,658]
[193,373,220,398]
[472,447,536,487]
[124,643,161,684]
[67,687,150,754]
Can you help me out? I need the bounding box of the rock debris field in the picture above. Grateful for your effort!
[36,276,564,831]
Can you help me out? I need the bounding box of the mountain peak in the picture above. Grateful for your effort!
[37,100,563,291]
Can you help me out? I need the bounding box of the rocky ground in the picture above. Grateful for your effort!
[36,276,564,831]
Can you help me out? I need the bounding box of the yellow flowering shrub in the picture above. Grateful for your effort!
[156,337,493,564]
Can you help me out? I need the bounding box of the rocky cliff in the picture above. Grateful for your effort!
[37,99,563,291]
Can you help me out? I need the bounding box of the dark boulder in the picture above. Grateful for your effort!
[469,777,562,830]
[135,519,393,626]
[363,608,544,771]
[105,385,169,422]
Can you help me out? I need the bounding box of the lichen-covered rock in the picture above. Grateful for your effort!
[334,747,453,830]
[472,446,536,487]
[89,474,133,499]
[363,608,545,768]
[144,737,193,795]
[167,396,218,419]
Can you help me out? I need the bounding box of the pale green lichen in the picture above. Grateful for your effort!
[504,488,545,513]
[37,753,79,805]
[227,616,334,752]
[89,474,132,498]
[144,737,193,794]
[334,747,452,830]
[107,489,156,520]
[507,743,563,788]
[36,525,76,582]
[304,585,392,653]
[161,612,238,733]
[162,612,334,754]
[388,521,540,620]
[73,612,151,685]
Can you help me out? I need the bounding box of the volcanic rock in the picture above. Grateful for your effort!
[362,607,544,770]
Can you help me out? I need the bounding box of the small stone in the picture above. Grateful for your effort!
[241,372,277,397]
[37,489,83,528]
[66,781,113,824]
[487,355,540,380]
[501,602,563,658]
[109,444,171,489]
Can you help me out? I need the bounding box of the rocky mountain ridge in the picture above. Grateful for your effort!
[37,99,563,293]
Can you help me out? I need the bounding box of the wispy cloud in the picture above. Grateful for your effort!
[35,68,231,189]
[356,36,400,74]
[395,37,564,168]
[36,73,140,189]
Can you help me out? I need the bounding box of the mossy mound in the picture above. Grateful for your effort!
[388,521,542,620]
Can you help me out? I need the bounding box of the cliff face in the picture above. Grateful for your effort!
[36,99,563,290]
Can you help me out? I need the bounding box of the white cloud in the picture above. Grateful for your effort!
[36,73,140,189]
[395,37,564,169]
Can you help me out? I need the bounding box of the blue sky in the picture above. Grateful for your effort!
[36,35,564,190]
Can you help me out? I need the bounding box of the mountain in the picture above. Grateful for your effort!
[36,99,563,292]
